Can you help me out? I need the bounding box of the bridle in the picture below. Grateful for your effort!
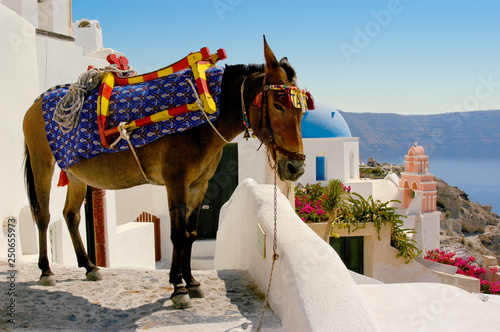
[240,76,314,161]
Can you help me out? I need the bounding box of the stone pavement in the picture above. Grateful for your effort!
[0,261,281,331]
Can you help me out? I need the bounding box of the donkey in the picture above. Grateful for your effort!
[23,37,310,308]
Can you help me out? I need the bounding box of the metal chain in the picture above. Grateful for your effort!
[256,149,279,331]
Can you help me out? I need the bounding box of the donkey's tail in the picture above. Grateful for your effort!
[24,143,38,217]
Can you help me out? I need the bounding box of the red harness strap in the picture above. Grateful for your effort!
[96,47,227,147]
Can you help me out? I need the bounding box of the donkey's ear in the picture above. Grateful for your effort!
[263,35,279,73]
[279,57,297,84]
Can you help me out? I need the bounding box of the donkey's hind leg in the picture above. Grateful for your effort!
[24,103,57,286]
[63,174,102,281]
[28,155,56,286]
[31,161,56,286]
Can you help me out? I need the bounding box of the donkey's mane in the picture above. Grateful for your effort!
[222,62,296,87]
[219,64,265,114]
[223,63,265,78]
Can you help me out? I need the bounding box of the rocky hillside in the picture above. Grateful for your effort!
[360,159,500,264]
[339,109,500,162]
[437,177,500,264]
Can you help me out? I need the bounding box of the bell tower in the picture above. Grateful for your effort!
[399,142,437,212]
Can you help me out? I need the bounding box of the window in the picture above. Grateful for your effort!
[316,156,325,181]
[78,21,91,28]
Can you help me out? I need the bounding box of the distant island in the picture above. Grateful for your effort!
[339,109,500,162]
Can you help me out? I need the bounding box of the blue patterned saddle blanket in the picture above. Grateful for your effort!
[43,66,224,169]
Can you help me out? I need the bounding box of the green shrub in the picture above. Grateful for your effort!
[296,183,421,263]
[334,193,421,263]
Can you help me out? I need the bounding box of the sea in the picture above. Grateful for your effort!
[384,158,500,214]
[430,159,500,215]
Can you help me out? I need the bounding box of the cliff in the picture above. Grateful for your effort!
[437,177,500,264]
[340,109,500,162]
[361,159,500,263]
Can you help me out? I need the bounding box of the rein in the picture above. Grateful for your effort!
[273,144,306,161]
[240,77,312,160]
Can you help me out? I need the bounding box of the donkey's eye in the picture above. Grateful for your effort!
[274,103,285,112]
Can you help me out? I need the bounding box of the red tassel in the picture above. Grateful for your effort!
[253,92,263,108]
[283,89,293,108]
[306,91,315,110]
[57,169,70,187]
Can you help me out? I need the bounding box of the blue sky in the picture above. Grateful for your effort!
[72,0,500,115]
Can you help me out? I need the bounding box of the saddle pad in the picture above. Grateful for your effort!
[43,66,224,169]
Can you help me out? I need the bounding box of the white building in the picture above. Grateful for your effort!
[73,18,103,55]
[0,0,124,266]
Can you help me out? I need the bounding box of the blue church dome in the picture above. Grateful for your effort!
[301,100,351,138]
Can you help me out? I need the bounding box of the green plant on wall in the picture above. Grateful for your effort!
[321,179,350,241]
[295,181,350,225]
[333,193,421,263]
[295,183,421,262]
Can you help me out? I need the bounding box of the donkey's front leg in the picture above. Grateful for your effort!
[169,202,192,309]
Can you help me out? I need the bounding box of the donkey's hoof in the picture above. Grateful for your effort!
[187,285,205,298]
[86,270,103,281]
[40,275,56,286]
[171,294,192,309]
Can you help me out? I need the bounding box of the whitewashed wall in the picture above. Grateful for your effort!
[36,35,108,92]
[1,4,112,269]
[73,18,103,55]
[214,179,380,331]
[301,137,360,186]
[0,6,42,262]
[111,185,169,268]
[2,0,38,26]
[37,0,70,35]
[106,190,156,269]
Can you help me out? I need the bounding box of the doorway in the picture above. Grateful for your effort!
[330,236,364,274]
[197,143,238,239]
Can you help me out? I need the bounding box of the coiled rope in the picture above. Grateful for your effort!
[52,69,101,133]
[53,65,135,133]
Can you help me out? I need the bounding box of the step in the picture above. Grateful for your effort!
[191,257,215,270]
[191,239,216,258]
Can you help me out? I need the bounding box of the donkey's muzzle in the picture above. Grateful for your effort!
[279,158,305,182]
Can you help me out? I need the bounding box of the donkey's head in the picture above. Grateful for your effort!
[247,37,314,182]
